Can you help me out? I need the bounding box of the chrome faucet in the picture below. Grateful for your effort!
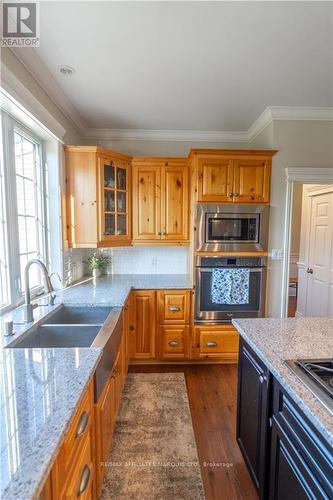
[22,259,56,322]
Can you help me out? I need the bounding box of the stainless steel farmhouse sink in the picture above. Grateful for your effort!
[8,305,113,349]
[44,306,112,325]
[9,324,101,348]
[6,304,123,401]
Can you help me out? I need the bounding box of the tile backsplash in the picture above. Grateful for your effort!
[100,246,190,275]
[63,249,87,285]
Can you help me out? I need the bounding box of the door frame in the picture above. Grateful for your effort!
[281,167,333,318]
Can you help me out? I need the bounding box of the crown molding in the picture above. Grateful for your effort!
[1,64,66,141]
[270,106,333,121]
[83,128,249,142]
[5,50,333,143]
[285,166,333,182]
[10,48,87,136]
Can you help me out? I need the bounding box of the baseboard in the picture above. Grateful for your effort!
[129,359,238,365]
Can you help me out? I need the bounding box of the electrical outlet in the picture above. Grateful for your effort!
[271,249,284,260]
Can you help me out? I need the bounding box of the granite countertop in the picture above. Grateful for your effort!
[55,273,193,307]
[0,274,192,498]
[0,347,102,500]
[232,317,333,447]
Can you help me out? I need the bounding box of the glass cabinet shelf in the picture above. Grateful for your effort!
[100,157,130,241]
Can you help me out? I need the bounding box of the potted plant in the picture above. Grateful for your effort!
[86,252,111,278]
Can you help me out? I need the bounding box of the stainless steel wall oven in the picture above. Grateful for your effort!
[194,256,267,323]
[195,204,269,252]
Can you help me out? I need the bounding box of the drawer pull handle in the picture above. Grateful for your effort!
[168,340,179,347]
[77,465,90,497]
[75,411,89,438]
[206,341,218,347]
[169,306,181,312]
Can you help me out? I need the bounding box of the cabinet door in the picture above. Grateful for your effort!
[233,158,271,203]
[63,433,94,500]
[269,422,316,500]
[95,376,116,495]
[65,150,98,247]
[237,339,270,497]
[158,325,189,359]
[130,290,156,359]
[161,163,189,241]
[197,158,233,202]
[123,298,130,373]
[98,156,131,245]
[132,164,161,241]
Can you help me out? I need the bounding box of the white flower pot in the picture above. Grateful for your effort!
[92,268,102,278]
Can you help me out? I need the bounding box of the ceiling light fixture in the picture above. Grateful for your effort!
[58,65,76,76]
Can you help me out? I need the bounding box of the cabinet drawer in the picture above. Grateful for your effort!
[62,381,93,475]
[159,325,190,359]
[157,290,191,324]
[63,433,93,499]
[195,327,239,358]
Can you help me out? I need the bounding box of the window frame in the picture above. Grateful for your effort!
[1,111,49,311]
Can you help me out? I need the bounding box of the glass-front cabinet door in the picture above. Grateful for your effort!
[98,156,131,244]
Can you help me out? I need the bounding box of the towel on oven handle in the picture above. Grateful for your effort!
[211,268,250,305]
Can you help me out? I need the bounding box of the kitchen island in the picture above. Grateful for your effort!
[233,317,333,499]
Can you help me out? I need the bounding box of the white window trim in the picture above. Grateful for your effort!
[1,112,49,311]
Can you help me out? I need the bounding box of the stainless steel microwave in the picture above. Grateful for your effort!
[195,204,269,252]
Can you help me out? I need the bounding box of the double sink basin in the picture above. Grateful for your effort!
[8,306,113,349]
[7,305,123,401]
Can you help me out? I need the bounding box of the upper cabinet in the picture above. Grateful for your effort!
[132,158,189,244]
[65,146,131,248]
[192,149,277,204]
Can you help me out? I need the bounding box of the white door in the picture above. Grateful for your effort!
[305,192,333,317]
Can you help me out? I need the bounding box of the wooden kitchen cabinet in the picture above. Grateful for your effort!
[65,146,132,248]
[157,290,191,360]
[129,290,156,359]
[51,380,95,499]
[193,325,239,361]
[132,158,189,244]
[94,375,116,496]
[191,149,277,204]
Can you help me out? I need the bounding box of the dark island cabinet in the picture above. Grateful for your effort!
[236,338,270,498]
[237,338,333,500]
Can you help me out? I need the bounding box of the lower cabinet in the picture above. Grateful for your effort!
[129,290,156,359]
[237,338,333,500]
[237,338,270,497]
[193,325,239,361]
[94,376,116,495]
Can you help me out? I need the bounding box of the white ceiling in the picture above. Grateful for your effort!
[21,2,333,132]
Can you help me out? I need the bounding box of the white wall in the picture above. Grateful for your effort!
[266,120,333,316]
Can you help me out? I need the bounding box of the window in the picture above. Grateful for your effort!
[1,112,49,310]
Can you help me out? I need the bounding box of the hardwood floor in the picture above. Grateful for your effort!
[288,295,297,317]
[129,364,258,500]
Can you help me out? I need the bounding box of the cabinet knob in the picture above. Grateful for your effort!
[306,268,314,274]
[168,340,179,347]
[158,231,162,236]
[206,341,218,347]
[233,192,239,197]
[259,374,267,384]
[228,192,234,197]
[129,326,134,331]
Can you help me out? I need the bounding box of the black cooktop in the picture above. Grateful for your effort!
[285,358,333,415]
